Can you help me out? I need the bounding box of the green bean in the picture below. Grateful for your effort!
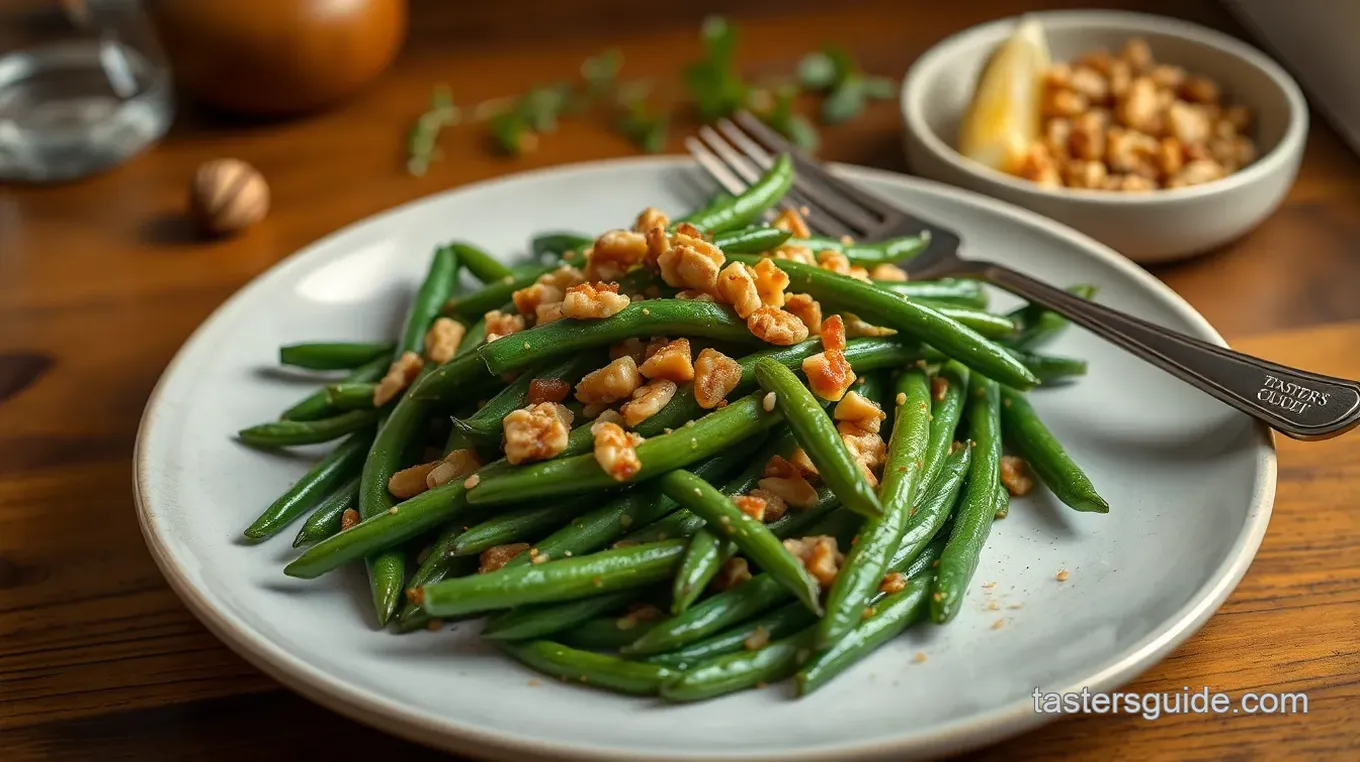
[712,226,792,254]
[499,640,675,696]
[660,470,823,615]
[729,254,1037,390]
[797,535,946,695]
[531,232,594,261]
[443,265,555,321]
[393,526,483,632]
[817,369,930,648]
[241,431,372,540]
[448,242,513,284]
[477,300,760,376]
[455,317,486,358]
[1004,284,1099,350]
[279,342,395,370]
[762,484,839,539]
[618,509,707,545]
[999,387,1109,513]
[482,589,641,641]
[397,245,459,358]
[931,306,1016,339]
[558,615,662,651]
[994,486,1010,520]
[292,475,361,548]
[281,356,390,421]
[922,361,969,490]
[467,392,782,505]
[238,409,380,448]
[875,278,987,309]
[325,382,377,411]
[451,497,594,556]
[890,445,971,572]
[633,337,920,440]
[931,375,1002,624]
[677,153,794,234]
[1006,349,1088,385]
[659,630,813,702]
[621,574,787,656]
[788,233,931,265]
[414,540,687,617]
[454,353,600,445]
[647,600,817,669]
[755,359,883,519]
[406,343,499,403]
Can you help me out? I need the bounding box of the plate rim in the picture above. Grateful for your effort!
[134,155,1276,761]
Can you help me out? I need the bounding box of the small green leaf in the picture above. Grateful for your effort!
[863,75,897,100]
[489,111,536,156]
[821,79,866,124]
[517,83,574,133]
[582,49,623,96]
[701,16,736,63]
[798,52,838,91]
[616,100,670,154]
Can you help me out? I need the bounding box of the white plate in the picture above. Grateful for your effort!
[135,157,1275,761]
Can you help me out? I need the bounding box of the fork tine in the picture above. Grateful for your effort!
[718,118,882,235]
[733,111,908,222]
[684,137,748,197]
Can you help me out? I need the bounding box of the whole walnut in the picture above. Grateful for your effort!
[189,159,270,236]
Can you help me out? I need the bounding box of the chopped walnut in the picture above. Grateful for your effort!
[1165,101,1211,146]
[655,226,725,292]
[1167,159,1225,188]
[834,391,886,434]
[869,263,908,282]
[479,542,529,573]
[620,379,677,427]
[789,447,819,478]
[340,508,360,531]
[693,348,742,409]
[388,461,438,498]
[1105,173,1158,192]
[1068,110,1106,162]
[1209,135,1255,173]
[1179,75,1219,105]
[534,301,565,325]
[782,535,843,588]
[586,229,649,282]
[732,494,768,521]
[484,310,526,344]
[711,557,752,592]
[715,262,762,318]
[744,625,771,651]
[610,337,647,364]
[841,313,895,338]
[575,356,642,405]
[931,376,950,402]
[1068,65,1109,103]
[1016,141,1062,187]
[1149,63,1186,90]
[561,281,630,320]
[751,258,789,308]
[746,306,809,346]
[1042,87,1087,120]
[633,206,669,233]
[821,315,847,352]
[1156,136,1185,178]
[539,265,587,293]
[374,351,424,407]
[638,338,694,382]
[771,208,812,238]
[879,572,908,594]
[757,458,819,509]
[783,293,822,335]
[802,351,855,402]
[527,377,571,404]
[816,250,854,276]
[747,488,789,522]
[502,402,573,465]
[424,317,466,365]
[615,603,664,630]
[512,282,565,318]
[427,448,483,488]
[1105,127,1159,176]
[591,421,644,481]
[840,425,887,486]
[772,244,816,265]
[1121,37,1153,72]
[1063,159,1108,190]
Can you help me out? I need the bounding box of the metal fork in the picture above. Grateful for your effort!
[686,111,1360,441]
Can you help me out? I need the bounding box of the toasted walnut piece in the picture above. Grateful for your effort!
[931,376,950,402]
[1063,159,1108,190]
[880,571,908,594]
[1155,136,1185,179]
[1165,101,1211,146]
[834,391,886,435]
[1210,135,1256,173]
[484,310,526,344]
[1167,158,1225,188]
[693,348,742,409]
[528,378,571,404]
[841,312,895,338]
[561,281,630,320]
[1221,104,1251,133]
[1043,62,1073,88]
[424,317,467,365]
[610,337,647,364]
[1117,76,1160,134]
[615,603,664,630]
[1069,66,1110,103]
[1179,75,1219,105]
[771,208,812,238]
[821,315,847,352]
[789,447,820,478]
[591,421,644,481]
[1044,117,1073,158]
[1106,127,1159,175]
[1000,455,1035,496]
[1074,48,1113,76]
[1041,87,1087,120]
[388,462,438,498]
[587,229,649,282]
[1121,38,1153,72]
[1106,173,1159,192]
[675,289,715,302]
[744,625,771,651]
[783,293,822,336]
[1016,141,1062,187]
[340,508,361,531]
[427,448,483,488]
[479,542,530,574]
[751,258,789,308]
[638,338,694,382]
[634,207,669,233]
[539,265,587,293]
[575,356,642,405]
[512,282,564,318]
[772,244,816,265]
[621,379,677,427]
[747,488,789,522]
[782,535,843,587]
[639,335,668,360]
[1068,112,1106,162]
[711,557,752,592]
[534,301,565,325]
[716,262,762,318]
[816,250,854,276]
[869,263,908,282]
[764,453,801,479]
[732,494,767,522]
[747,306,809,346]
[802,350,856,401]
[657,229,725,292]
[757,471,819,509]
[1148,64,1186,90]
[502,402,574,465]
[374,351,425,406]
[840,426,887,471]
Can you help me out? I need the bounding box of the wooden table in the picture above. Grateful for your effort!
[2,0,1357,758]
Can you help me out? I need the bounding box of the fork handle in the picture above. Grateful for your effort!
[972,261,1360,441]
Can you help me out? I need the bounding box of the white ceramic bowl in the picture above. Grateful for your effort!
[901,10,1308,264]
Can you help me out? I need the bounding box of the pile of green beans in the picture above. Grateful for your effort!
[234,154,1109,702]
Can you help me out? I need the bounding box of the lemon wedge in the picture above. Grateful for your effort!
[958,17,1050,174]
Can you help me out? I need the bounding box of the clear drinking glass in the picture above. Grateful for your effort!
[0,0,174,182]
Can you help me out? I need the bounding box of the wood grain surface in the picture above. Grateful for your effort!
[1,0,1357,759]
